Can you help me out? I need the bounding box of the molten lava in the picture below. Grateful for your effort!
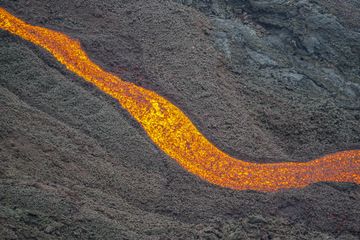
[1,7,359,191]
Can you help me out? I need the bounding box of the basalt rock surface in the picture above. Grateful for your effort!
[0,0,359,239]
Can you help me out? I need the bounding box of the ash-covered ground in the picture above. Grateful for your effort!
[0,0,359,239]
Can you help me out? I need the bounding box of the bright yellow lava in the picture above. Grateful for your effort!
[1,7,359,191]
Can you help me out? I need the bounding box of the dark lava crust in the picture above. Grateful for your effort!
[0,0,359,239]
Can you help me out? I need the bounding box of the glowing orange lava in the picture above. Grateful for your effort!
[1,7,359,191]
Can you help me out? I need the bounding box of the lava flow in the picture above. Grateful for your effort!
[1,7,359,191]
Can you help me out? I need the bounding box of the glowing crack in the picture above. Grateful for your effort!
[1,7,359,191]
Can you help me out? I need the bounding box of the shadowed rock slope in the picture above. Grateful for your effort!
[0,0,359,239]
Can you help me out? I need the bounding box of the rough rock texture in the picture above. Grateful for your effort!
[0,0,359,239]
[175,0,360,160]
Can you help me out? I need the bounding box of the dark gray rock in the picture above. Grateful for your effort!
[0,0,359,239]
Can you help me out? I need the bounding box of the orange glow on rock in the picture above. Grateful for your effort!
[1,7,359,191]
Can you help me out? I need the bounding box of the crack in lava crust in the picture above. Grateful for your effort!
[1,7,359,191]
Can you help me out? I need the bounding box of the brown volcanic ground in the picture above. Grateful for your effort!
[0,0,360,239]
